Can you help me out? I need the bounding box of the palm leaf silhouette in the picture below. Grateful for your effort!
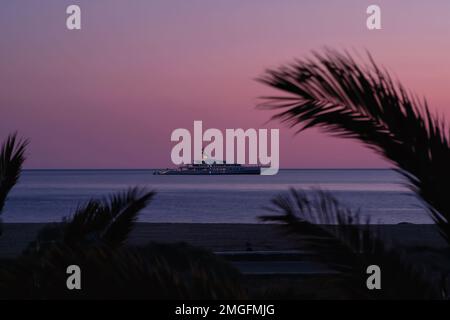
[258,49,450,241]
[61,187,155,247]
[0,133,28,214]
[0,133,28,236]
[261,189,442,299]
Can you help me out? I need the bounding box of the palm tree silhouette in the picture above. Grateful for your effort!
[63,187,155,247]
[0,133,27,235]
[25,187,156,251]
[261,189,442,299]
[258,49,450,242]
[4,186,245,299]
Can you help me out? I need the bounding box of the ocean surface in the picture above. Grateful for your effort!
[2,169,432,224]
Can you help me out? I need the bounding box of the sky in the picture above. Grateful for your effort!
[1,0,450,169]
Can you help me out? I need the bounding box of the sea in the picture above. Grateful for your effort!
[2,169,432,224]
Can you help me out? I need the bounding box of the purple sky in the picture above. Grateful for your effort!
[1,0,450,169]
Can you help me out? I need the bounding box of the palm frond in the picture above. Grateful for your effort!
[0,133,28,214]
[101,188,155,246]
[258,49,450,241]
[62,187,155,247]
[261,189,442,299]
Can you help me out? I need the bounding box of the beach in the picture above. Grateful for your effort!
[1,222,449,299]
[1,223,447,265]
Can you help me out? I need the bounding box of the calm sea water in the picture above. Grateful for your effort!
[2,169,432,224]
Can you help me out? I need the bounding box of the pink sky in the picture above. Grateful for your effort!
[1,0,450,169]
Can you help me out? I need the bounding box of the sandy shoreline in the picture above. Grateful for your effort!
[1,222,448,300]
[0,223,447,258]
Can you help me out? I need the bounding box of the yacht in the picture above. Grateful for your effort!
[154,161,261,175]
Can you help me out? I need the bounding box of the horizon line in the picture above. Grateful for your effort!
[22,167,393,171]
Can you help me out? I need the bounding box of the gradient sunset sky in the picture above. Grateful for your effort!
[1,0,450,169]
